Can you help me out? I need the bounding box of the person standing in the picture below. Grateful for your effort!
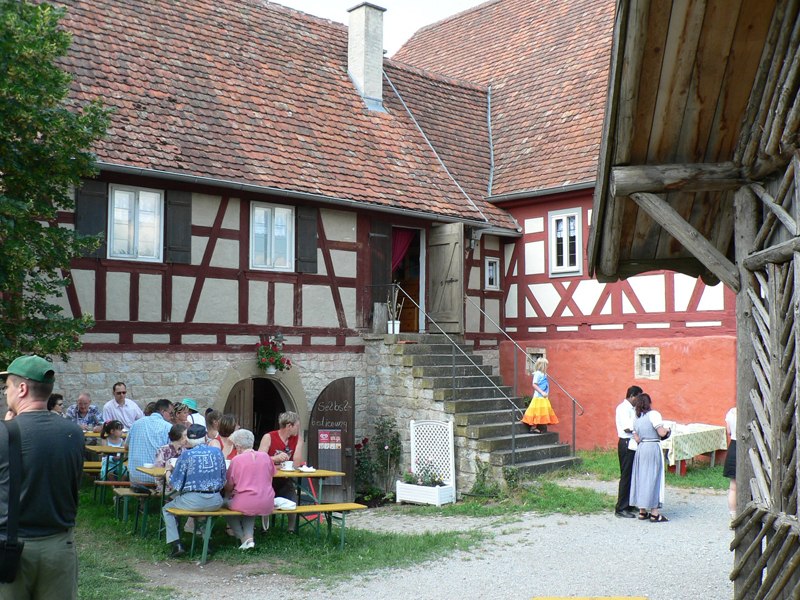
[630,393,671,522]
[520,357,559,434]
[65,392,103,432]
[126,398,174,485]
[0,355,84,599]
[614,385,642,518]
[101,382,143,429]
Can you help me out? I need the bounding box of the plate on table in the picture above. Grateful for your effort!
[280,467,296,472]
[298,466,316,473]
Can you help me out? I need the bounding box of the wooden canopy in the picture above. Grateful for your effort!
[588,0,796,291]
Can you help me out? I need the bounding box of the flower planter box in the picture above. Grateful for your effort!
[396,480,456,507]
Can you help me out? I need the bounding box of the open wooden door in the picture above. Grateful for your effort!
[427,222,464,333]
[224,378,254,430]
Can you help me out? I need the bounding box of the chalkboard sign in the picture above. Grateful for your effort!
[307,377,355,502]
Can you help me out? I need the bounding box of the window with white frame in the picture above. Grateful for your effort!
[635,347,660,380]
[485,257,500,290]
[108,185,164,262]
[250,202,295,271]
[548,208,582,276]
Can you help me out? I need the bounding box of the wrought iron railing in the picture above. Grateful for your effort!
[463,295,585,454]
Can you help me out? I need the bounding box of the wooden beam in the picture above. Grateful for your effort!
[629,192,740,291]
[750,183,798,237]
[743,237,800,270]
[610,162,747,196]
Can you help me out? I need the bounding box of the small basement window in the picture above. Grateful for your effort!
[485,257,500,290]
[526,348,546,374]
[635,347,660,380]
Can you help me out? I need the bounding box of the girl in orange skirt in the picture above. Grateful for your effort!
[521,357,559,433]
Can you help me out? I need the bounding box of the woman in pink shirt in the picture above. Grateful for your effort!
[223,428,276,549]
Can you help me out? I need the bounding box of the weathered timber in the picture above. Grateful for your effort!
[610,162,746,196]
[750,183,798,236]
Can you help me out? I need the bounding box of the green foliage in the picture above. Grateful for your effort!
[0,0,109,363]
[354,416,402,495]
[468,456,501,497]
[502,465,521,491]
[402,457,445,486]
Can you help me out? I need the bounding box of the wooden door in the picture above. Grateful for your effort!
[307,377,355,503]
[428,223,464,333]
[224,378,254,431]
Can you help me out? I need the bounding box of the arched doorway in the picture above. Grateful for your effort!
[224,376,296,444]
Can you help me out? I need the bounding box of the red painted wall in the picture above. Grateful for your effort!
[499,334,736,450]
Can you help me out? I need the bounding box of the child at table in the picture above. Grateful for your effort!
[100,420,127,480]
[155,423,188,494]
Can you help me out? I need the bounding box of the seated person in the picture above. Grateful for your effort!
[258,411,305,528]
[162,424,226,557]
[65,392,103,432]
[126,398,174,485]
[154,424,188,494]
[99,419,127,480]
[224,429,276,550]
[208,413,238,459]
[47,393,65,416]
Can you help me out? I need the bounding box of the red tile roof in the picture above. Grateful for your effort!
[393,0,615,197]
[52,0,517,230]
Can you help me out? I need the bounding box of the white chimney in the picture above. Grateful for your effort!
[348,2,386,111]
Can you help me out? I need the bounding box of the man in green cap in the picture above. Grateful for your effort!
[0,355,84,599]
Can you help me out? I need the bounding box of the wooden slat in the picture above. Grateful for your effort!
[749,446,773,506]
[751,421,773,483]
[732,512,778,579]
[762,544,800,600]
[750,330,772,389]
[751,388,773,451]
[750,184,798,237]
[610,162,746,196]
[755,533,798,600]
[738,524,791,598]
[630,192,740,290]
[763,1,800,156]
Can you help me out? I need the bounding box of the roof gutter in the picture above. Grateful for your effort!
[97,161,505,229]
[489,180,595,203]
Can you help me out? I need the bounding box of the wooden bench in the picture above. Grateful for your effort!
[167,502,367,564]
[113,488,157,536]
[94,479,155,503]
[83,461,102,474]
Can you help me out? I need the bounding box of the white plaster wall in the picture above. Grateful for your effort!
[274,283,294,326]
[330,250,356,278]
[193,194,221,227]
[195,279,238,323]
[222,197,240,229]
[321,209,356,242]
[249,280,268,325]
[192,237,209,264]
[106,272,131,320]
[171,276,195,322]
[139,274,162,321]
[72,269,95,316]
[629,274,666,312]
[484,235,499,251]
[302,286,338,327]
[524,240,545,275]
[210,238,239,269]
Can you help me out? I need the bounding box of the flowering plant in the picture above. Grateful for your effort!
[402,457,445,487]
[256,336,292,372]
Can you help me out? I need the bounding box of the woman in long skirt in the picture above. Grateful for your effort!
[629,393,671,522]
[521,357,559,434]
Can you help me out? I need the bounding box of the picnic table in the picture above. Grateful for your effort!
[660,423,727,475]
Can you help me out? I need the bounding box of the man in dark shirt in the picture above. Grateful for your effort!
[0,355,84,599]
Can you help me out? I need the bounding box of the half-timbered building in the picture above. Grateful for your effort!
[395,0,737,449]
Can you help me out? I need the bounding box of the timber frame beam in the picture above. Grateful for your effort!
[629,192,741,292]
[610,162,748,196]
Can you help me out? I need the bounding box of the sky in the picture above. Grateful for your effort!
[271,0,487,56]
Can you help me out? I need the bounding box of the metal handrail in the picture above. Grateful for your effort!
[390,284,526,466]
[464,295,585,454]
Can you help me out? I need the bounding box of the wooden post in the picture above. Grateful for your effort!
[734,186,760,600]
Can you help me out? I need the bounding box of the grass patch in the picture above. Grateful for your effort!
[570,448,727,490]
[76,482,482,597]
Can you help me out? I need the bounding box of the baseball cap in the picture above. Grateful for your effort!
[187,424,207,440]
[181,398,198,412]
[0,355,56,384]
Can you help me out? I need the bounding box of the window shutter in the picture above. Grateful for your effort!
[165,190,192,264]
[295,206,318,273]
[75,179,108,258]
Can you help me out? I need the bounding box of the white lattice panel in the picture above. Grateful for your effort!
[409,420,455,488]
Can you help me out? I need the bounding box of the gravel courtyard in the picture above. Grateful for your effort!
[171,477,734,600]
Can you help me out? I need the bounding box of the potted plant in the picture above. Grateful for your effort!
[396,457,456,506]
[387,285,404,334]
[256,336,292,375]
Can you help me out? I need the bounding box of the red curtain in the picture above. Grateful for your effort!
[392,228,416,273]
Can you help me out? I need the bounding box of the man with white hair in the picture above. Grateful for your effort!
[65,392,103,432]
[162,424,226,557]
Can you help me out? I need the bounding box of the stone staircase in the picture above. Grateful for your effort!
[393,333,580,480]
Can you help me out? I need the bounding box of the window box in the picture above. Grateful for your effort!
[396,480,456,507]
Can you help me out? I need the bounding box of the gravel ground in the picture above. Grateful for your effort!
[168,477,733,600]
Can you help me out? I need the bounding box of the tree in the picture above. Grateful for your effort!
[0,0,109,364]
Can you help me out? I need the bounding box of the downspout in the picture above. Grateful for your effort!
[487,83,495,197]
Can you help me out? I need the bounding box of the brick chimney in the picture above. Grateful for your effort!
[348,2,386,111]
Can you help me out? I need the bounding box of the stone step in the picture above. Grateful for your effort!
[418,375,504,390]
[434,385,515,401]
[509,455,582,477]
[393,343,473,355]
[462,420,530,439]
[393,333,467,345]
[489,442,573,466]
[455,409,525,427]
[412,364,493,378]
[476,431,560,451]
[402,353,484,367]
[445,397,526,414]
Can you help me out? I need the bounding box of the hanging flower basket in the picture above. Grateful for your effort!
[256,336,292,373]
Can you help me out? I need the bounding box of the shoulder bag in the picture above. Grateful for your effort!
[0,419,25,583]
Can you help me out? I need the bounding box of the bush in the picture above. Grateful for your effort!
[354,416,402,495]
